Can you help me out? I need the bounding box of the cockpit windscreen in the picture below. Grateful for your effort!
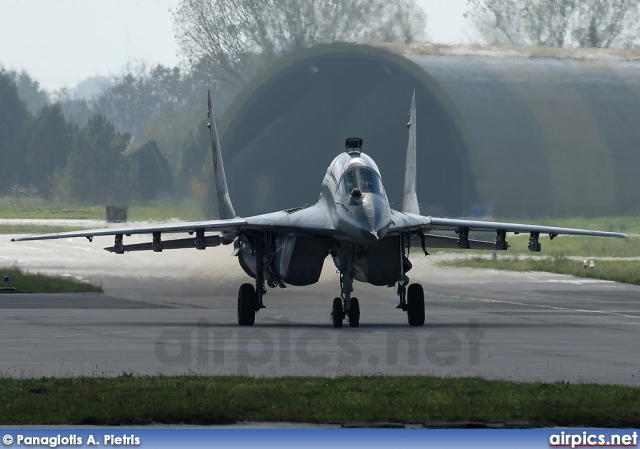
[340,168,383,194]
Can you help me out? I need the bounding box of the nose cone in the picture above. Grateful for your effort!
[356,194,391,243]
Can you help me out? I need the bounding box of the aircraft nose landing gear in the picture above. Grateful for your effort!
[331,296,360,328]
[331,297,344,328]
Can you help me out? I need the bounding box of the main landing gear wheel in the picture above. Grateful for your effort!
[332,297,344,328]
[407,283,425,327]
[238,283,257,326]
[348,297,360,328]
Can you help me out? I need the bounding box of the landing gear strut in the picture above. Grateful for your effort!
[331,245,360,328]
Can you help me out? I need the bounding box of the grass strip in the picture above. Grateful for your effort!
[0,266,101,293]
[0,197,202,221]
[0,375,638,427]
[439,257,640,285]
[0,225,84,235]
[497,234,640,258]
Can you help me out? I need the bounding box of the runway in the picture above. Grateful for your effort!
[2,233,640,385]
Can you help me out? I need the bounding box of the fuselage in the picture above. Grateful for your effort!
[320,149,392,244]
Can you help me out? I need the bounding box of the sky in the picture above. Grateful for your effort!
[0,0,472,92]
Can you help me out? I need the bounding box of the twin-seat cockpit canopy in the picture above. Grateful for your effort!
[340,167,383,194]
[328,144,384,195]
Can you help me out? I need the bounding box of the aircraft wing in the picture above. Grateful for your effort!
[390,210,627,251]
[11,218,247,242]
[427,217,628,238]
[10,204,338,251]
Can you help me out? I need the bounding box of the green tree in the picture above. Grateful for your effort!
[0,70,31,192]
[25,104,72,198]
[128,140,173,200]
[466,0,640,48]
[173,0,427,90]
[66,114,133,204]
[91,62,221,170]
[178,119,210,182]
[9,70,49,115]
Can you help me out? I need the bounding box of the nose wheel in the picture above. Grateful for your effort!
[348,297,360,327]
[331,297,344,328]
[331,297,360,328]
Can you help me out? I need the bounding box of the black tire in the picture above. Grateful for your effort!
[349,297,360,328]
[332,297,343,328]
[407,283,425,326]
[238,283,257,326]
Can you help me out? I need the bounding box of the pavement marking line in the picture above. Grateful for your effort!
[427,291,640,320]
[5,243,55,252]
[0,325,172,344]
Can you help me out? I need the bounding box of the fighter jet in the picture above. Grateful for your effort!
[12,90,627,328]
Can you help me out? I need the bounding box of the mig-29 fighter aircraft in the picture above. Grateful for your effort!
[12,90,628,328]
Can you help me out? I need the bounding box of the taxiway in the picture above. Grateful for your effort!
[2,233,639,384]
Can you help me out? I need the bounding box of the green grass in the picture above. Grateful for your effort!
[0,197,202,221]
[0,225,83,234]
[499,234,639,258]
[0,266,101,293]
[439,257,640,285]
[0,375,638,427]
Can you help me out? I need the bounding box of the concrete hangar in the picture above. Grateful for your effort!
[218,42,640,219]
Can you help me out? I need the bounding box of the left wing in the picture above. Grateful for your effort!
[389,210,627,252]
[393,90,627,251]
[428,217,627,239]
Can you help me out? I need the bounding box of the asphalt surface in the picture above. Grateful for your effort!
[2,233,640,385]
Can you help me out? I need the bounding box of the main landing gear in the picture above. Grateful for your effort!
[396,276,425,326]
[237,235,267,326]
[237,283,258,326]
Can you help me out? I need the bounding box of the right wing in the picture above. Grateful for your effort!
[11,218,247,252]
[10,204,339,252]
[11,218,247,242]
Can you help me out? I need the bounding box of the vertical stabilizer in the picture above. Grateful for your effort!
[208,90,237,219]
[402,89,420,215]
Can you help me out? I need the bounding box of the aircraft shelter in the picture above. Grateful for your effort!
[218,42,640,218]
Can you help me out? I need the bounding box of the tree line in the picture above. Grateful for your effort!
[465,0,640,48]
[0,69,172,204]
[2,0,639,207]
